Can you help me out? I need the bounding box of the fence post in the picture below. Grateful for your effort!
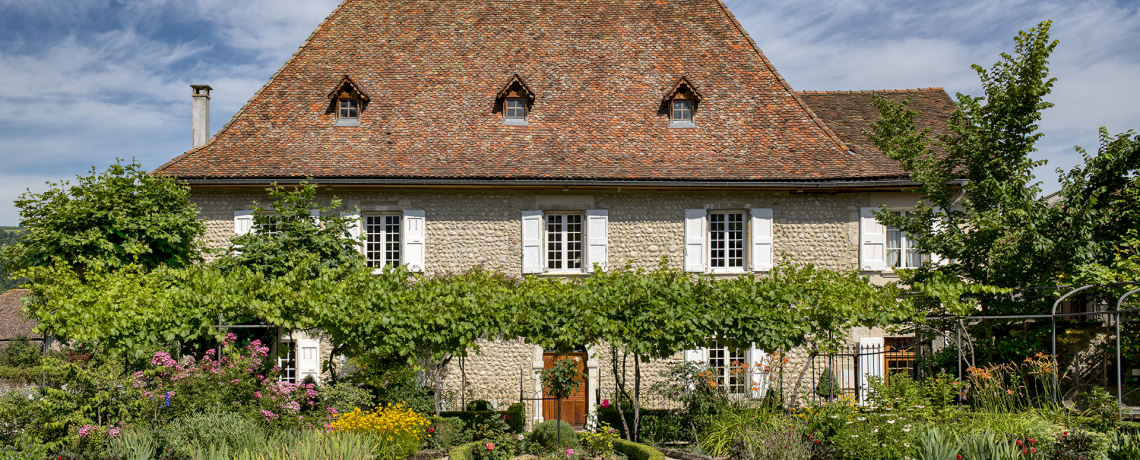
[1117,287,1140,420]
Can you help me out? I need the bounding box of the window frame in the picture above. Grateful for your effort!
[884,210,927,270]
[707,341,749,396]
[544,212,585,273]
[671,99,692,122]
[707,211,747,274]
[338,98,360,120]
[363,212,403,270]
[505,97,527,120]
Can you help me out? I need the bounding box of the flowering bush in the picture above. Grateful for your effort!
[330,403,429,460]
[580,422,619,457]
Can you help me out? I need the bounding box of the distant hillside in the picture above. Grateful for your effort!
[0,226,23,233]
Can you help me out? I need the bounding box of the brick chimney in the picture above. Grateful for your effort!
[191,85,212,148]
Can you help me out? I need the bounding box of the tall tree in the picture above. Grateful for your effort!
[866,21,1060,289]
[1,160,205,277]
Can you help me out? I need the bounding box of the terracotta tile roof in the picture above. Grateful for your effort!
[796,88,957,175]
[0,289,37,340]
[157,0,925,183]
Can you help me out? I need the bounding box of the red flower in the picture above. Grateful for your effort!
[1029,438,1034,443]
[486,443,495,450]
[429,428,435,433]
[814,440,820,445]
[957,455,962,459]
[1017,440,1023,446]
[1030,447,1036,454]
[1022,449,1027,455]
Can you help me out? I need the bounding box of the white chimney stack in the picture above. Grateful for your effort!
[191,85,212,148]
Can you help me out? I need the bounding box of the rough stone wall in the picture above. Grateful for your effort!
[189,187,916,416]
[190,188,871,274]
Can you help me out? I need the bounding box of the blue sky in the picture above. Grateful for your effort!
[0,0,1137,226]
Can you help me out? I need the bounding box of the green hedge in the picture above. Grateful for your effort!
[440,403,525,433]
[613,439,665,460]
[448,441,483,460]
[595,408,690,442]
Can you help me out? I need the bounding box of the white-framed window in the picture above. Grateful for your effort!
[339,98,359,119]
[684,209,772,273]
[522,210,607,274]
[860,207,930,271]
[885,211,925,269]
[365,214,402,268]
[708,212,745,270]
[684,343,767,397]
[505,98,526,120]
[277,341,297,383]
[341,210,426,272]
[545,213,583,272]
[708,342,748,395]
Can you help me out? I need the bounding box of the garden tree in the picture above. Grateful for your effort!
[865,21,1060,290]
[0,160,204,278]
[215,181,363,279]
[539,357,584,450]
[1054,129,1140,283]
[0,228,25,291]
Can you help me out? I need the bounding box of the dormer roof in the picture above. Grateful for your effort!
[496,74,536,102]
[327,75,370,102]
[662,76,703,103]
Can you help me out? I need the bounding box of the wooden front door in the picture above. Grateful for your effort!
[542,352,588,428]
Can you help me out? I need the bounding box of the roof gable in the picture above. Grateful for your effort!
[158,0,917,183]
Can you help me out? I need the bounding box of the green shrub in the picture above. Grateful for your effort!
[426,416,469,449]
[440,404,524,434]
[0,336,41,368]
[612,439,664,460]
[914,427,960,460]
[319,381,375,415]
[701,410,776,457]
[595,408,688,442]
[466,400,492,411]
[726,416,810,460]
[449,441,483,460]
[531,419,579,450]
[1109,431,1140,460]
[815,367,840,400]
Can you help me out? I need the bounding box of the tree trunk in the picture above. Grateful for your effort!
[788,349,818,409]
[612,346,632,441]
[633,356,642,443]
[556,397,563,450]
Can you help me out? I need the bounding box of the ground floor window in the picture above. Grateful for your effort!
[708,341,748,394]
[277,341,296,383]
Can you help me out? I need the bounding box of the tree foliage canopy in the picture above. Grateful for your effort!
[0,160,204,277]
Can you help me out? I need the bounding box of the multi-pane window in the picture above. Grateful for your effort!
[546,214,583,271]
[277,342,297,384]
[505,98,526,119]
[339,98,359,119]
[708,342,747,394]
[709,212,744,269]
[886,211,924,269]
[672,100,692,122]
[259,216,281,236]
[365,215,401,268]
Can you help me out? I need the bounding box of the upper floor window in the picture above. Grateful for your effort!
[327,75,370,126]
[546,213,583,271]
[339,98,359,120]
[708,212,745,269]
[505,98,527,120]
[365,214,402,268]
[886,211,925,269]
[496,74,536,126]
[662,76,702,128]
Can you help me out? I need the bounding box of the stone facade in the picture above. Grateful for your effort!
[191,186,927,423]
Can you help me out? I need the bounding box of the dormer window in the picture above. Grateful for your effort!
[496,74,536,126]
[505,98,526,120]
[327,75,370,127]
[339,98,359,119]
[662,76,703,128]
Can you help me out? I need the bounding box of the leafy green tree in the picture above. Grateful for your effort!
[866,21,1060,290]
[539,356,584,450]
[0,228,25,291]
[215,181,363,279]
[0,160,204,277]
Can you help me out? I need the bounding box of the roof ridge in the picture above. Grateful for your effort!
[710,0,850,154]
[153,0,354,176]
[795,87,946,95]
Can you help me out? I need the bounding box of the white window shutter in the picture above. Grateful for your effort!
[748,345,768,398]
[234,210,254,235]
[521,210,544,274]
[750,208,773,272]
[585,209,608,273]
[402,210,425,272]
[683,348,707,364]
[309,209,321,225]
[860,207,887,271]
[857,337,884,403]
[684,209,706,273]
[341,211,362,249]
[930,207,948,265]
[297,338,321,384]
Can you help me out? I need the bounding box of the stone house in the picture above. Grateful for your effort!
[155,0,957,427]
